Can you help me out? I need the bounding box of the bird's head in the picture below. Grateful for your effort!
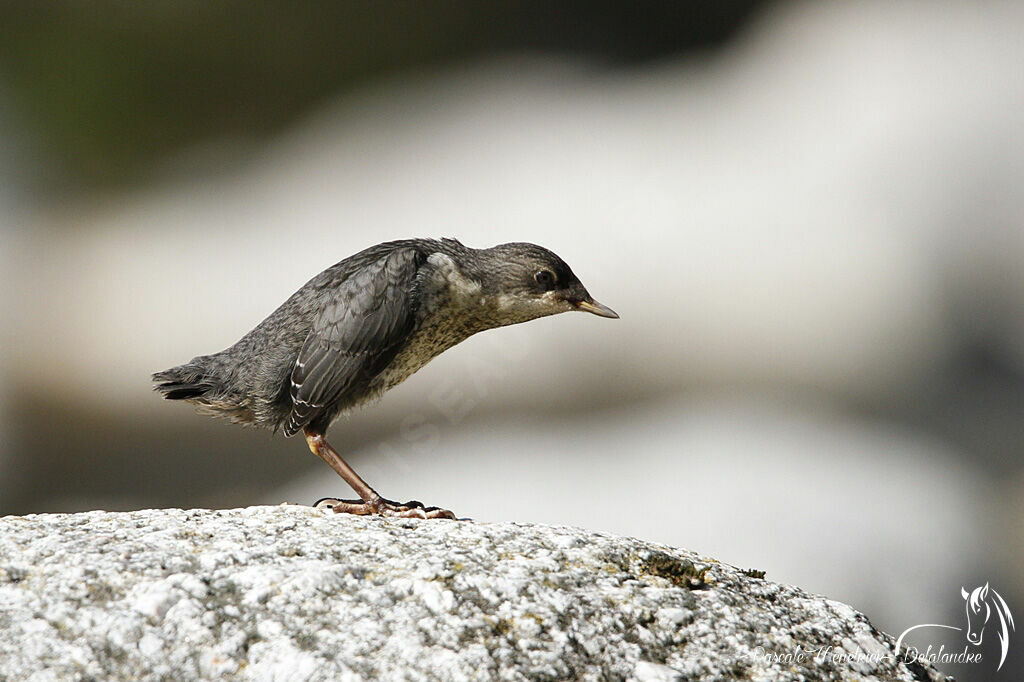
[469,242,619,325]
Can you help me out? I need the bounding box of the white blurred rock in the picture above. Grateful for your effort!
[9,0,1023,414]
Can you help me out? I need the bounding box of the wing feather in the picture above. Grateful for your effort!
[283,247,424,436]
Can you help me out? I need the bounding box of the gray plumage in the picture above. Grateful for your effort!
[153,238,616,438]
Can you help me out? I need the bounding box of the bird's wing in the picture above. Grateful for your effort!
[283,247,425,436]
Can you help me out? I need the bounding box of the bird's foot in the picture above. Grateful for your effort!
[313,496,457,520]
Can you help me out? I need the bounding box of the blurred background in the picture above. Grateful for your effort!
[1,1,1022,678]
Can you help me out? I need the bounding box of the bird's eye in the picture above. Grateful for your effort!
[534,270,556,290]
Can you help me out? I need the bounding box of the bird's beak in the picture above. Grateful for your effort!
[575,298,619,319]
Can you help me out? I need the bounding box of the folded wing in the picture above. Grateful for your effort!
[283,247,425,436]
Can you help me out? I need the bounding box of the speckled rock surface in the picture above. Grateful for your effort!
[0,506,948,681]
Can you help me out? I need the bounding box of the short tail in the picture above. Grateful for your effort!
[153,356,258,426]
[152,361,216,401]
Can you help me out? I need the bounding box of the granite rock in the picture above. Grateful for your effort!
[0,506,949,681]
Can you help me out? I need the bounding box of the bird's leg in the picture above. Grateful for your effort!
[304,429,457,520]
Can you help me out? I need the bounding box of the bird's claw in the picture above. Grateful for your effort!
[314,496,458,520]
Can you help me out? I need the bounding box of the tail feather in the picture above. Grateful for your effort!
[153,363,214,402]
[156,382,212,401]
[153,357,258,426]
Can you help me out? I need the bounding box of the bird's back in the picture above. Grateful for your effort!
[154,238,463,433]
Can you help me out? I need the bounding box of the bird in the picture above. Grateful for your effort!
[153,238,618,519]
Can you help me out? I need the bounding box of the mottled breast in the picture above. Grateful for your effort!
[368,252,490,396]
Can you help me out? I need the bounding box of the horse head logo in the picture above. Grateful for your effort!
[896,583,1015,671]
[961,583,1014,667]
[962,584,990,645]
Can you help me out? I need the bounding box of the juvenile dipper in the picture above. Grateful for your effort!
[154,238,617,519]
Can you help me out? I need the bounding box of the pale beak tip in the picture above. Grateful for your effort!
[576,299,619,319]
